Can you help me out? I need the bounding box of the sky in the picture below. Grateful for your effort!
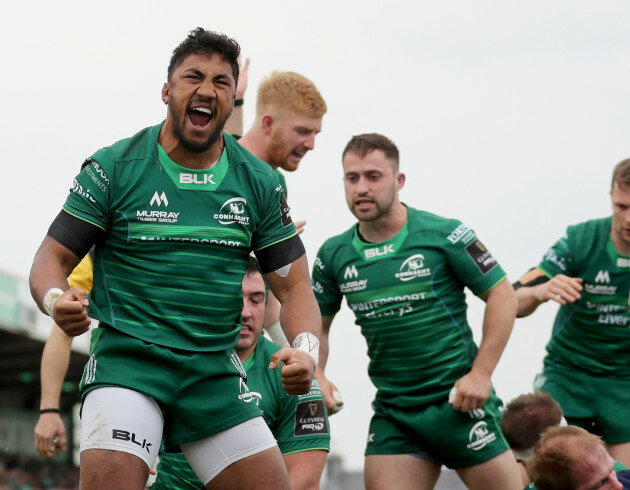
[1,0,630,472]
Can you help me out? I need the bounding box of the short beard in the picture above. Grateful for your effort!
[169,105,231,153]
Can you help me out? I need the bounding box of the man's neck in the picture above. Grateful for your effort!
[158,124,224,170]
[611,229,630,256]
[237,347,255,364]
[357,203,408,243]
[239,129,275,168]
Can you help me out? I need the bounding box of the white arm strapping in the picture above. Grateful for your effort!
[43,288,64,317]
[292,332,320,367]
[265,321,290,348]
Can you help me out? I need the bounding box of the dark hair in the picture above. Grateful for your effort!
[342,133,399,169]
[167,27,240,83]
[612,158,630,189]
[247,254,262,277]
[501,391,563,452]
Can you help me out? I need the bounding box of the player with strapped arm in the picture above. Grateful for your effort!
[152,256,330,489]
[29,28,320,490]
[33,53,251,463]
[514,159,630,467]
[311,133,522,489]
[33,58,337,465]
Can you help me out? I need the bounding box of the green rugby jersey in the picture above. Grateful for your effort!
[538,217,630,376]
[152,337,330,489]
[62,124,299,351]
[312,206,506,407]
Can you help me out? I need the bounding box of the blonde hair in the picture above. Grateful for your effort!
[256,71,327,118]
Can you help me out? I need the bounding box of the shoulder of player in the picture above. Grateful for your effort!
[86,123,162,174]
[559,216,612,258]
[406,207,472,242]
[565,216,611,239]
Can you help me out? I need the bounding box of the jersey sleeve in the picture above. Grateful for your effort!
[273,377,331,455]
[62,151,114,231]
[68,253,94,292]
[252,172,297,248]
[311,245,343,317]
[443,220,506,296]
[537,227,576,278]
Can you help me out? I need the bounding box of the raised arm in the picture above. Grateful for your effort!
[451,278,517,412]
[266,254,321,395]
[34,325,74,458]
[224,56,249,137]
[514,267,583,317]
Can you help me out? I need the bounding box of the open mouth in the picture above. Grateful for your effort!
[355,198,373,208]
[188,107,213,129]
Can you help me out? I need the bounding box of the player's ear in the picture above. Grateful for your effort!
[261,114,274,135]
[162,83,170,105]
[396,172,406,191]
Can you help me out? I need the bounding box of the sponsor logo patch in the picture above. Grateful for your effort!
[344,265,358,279]
[279,191,292,226]
[71,179,97,203]
[214,197,250,226]
[84,354,97,385]
[446,224,471,244]
[465,240,497,274]
[314,257,325,271]
[395,254,431,281]
[595,270,610,284]
[340,266,368,292]
[137,191,180,223]
[294,400,328,436]
[466,421,496,451]
[83,159,109,192]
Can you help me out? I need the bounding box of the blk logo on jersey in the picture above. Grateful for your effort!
[112,429,152,454]
[215,197,250,226]
[179,172,215,185]
[364,244,395,259]
[294,400,328,436]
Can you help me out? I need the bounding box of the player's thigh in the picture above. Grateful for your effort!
[81,449,150,490]
[182,416,285,489]
[365,454,441,490]
[80,386,163,489]
[455,450,522,490]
